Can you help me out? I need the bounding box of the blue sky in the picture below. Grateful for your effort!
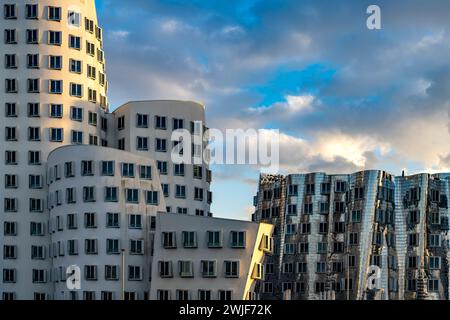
[95,0,450,220]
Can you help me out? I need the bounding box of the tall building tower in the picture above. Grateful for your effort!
[112,100,212,217]
[253,171,450,300]
[1,1,108,300]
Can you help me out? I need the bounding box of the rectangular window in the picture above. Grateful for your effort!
[70,83,82,97]
[50,104,63,118]
[48,6,61,21]
[126,189,139,203]
[4,4,17,19]
[70,59,82,73]
[49,80,62,94]
[106,212,119,228]
[145,191,159,205]
[71,130,83,144]
[101,161,114,176]
[106,239,120,254]
[130,239,144,255]
[26,29,39,44]
[201,260,217,278]
[182,231,197,248]
[136,137,148,151]
[49,55,62,69]
[4,29,17,44]
[105,187,118,202]
[48,31,62,45]
[122,163,135,177]
[83,186,95,202]
[207,231,222,248]
[69,35,81,49]
[175,185,186,198]
[136,113,148,128]
[5,79,17,93]
[71,106,83,121]
[5,54,16,69]
[129,214,142,229]
[155,116,167,129]
[26,4,38,19]
[156,138,167,152]
[178,260,193,278]
[224,261,240,278]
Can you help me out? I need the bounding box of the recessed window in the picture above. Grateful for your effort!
[5,127,17,141]
[145,191,158,205]
[207,231,222,248]
[28,103,40,117]
[48,6,61,21]
[26,29,39,44]
[70,83,82,97]
[136,137,148,151]
[224,261,239,278]
[49,55,62,70]
[27,54,39,68]
[106,213,119,228]
[50,104,63,118]
[173,118,184,130]
[68,10,80,27]
[182,231,197,248]
[101,161,114,176]
[122,163,135,177]
[201,260,216,278]
[175,184,186,198]
[70,106,83,121]
[86,41,95,56]
[126,188,139,203]
[69,35,81,50]
[50,128,63,142]
[5,54,17,69]
[136,114,148,128]
[155,116,167,129]
[85,18,94,33]
[231,231,246,248]
[129,214,142,229]
[28,127,40,141]
[174,163,185,176]
[48,31,62,45]
[4,103,16,117]
[4,4,17,19]
[27,78,40,93]
[69,59,82,73]
[5,79,17,93]
[71,130,83,144]
[4,29,17,44]
[88,88,97,102]
[178,260,193,278]
[26,4,38,19]
[194,187,203,201]
[105,187,118,202]
[49,80,62,94]
[139,165,152,180]
[130,239,144,255]
[87,65,96,79]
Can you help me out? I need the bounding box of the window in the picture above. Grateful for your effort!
[86,41,95,56]
[32,269,46,283]
[122,163,135,177]
[157,161,168,175]
[26,4,38,19]
[408,233,418,246]
[30,222,43,235]
[319,222,328,234]
[26,54,39,69]
[118,138,125,150]
[174,163,185,176]
[408,256,418,269]
[4,4,16,19]
[429,256,441,270]
[136,114,148,128]
[5,54,16,69]
[178,260,193,278]
[48,6,61,21]
[126,189,139,203]
[85,240,98,255]
[175,185,186,198]
[50,128,64,142]
[70,59,82,73]
[127,266,141,281]
[354,187,364,200]
[65,188,76,204]
[49,55,62,70]
[4,222,17,236]
[182,231,197,248]
[70,83,82,97]
[129,214,142,229]
[88,88,97,102]
[26,29,38,44]
[5,127,16,141]
[81,160,93,176]
[193,165,203,179]
[252,263,263,280]
[156,138,167,152]
[118,116,125,130]
[68,10,80,26]
[87,65,96,79]
[105,187,118,202]
[71,130,83,144]
[3,245,16,259]
[84,212,97,228]
[139,165,152,180]
[69,35,81,50]
[4,29,17,44]
[207,231,222,248]
[173,118,184,130]
[285,243,296,254]
[334,201,345,213]
[351,210,361,222]
[349,232,358,245]
[5,103,17,118]
[105,265,119,280]
[5,151,17,165]
[130,239,144,255]
[101,161,114,176]
[50,104,63,118]
[4,198,17,212]
[176,290,189,300]
[297,262,307,273]
[146,191,159,205]
[136,137,148,151]
[5,79,17,93]
[31,246,45,260]
[198,290,211,301]
[29,175,42,189]
[106,239,120,254]
[429,234,441,247]
[335,180,347,193]
[88,111,97,126]
[27,79,40,93]
[85,18,95,33]
[304,203,313,214]
[71,106,83,121]
[106,213,119,228]
[224,261,240,278]
[49,80,62,94]
[316,262,326,273]
[162,232,176,248]
[260,234,273,252]
[155,116,167,129]
[158,261,173,278]
[48,31,62,45]
[231,231,246,248]
[201,260,216,278]
[4,174,17,188]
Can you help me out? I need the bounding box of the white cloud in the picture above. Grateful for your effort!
[109,30,130,39]
[248,94,315,115]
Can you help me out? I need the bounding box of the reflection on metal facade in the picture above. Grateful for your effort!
[252,170,450,300]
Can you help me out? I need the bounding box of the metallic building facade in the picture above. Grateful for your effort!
[252,170,450,300]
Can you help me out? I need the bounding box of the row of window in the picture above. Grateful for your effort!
[4,54,106,86]
[1,291,145,301]
[4,79,105,104]
[2,265,144,284]
[156,289,235,301]
[4,4,101,37]
[160,230,249,249]
[158,260,243,279]
[117,114,205,133]
[3,238,146,259]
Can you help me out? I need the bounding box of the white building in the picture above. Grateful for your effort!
[0,1,212,300]
[112,100,212,217]
[47,145,166,300]
[1,0,108,300]
[150,212,274,300]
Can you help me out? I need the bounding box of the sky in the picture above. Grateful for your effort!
[95,0,450,221]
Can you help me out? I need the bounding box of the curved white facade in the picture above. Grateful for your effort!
[112,100,212,217]
[47,145,166,300]
[0,1,108,300]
